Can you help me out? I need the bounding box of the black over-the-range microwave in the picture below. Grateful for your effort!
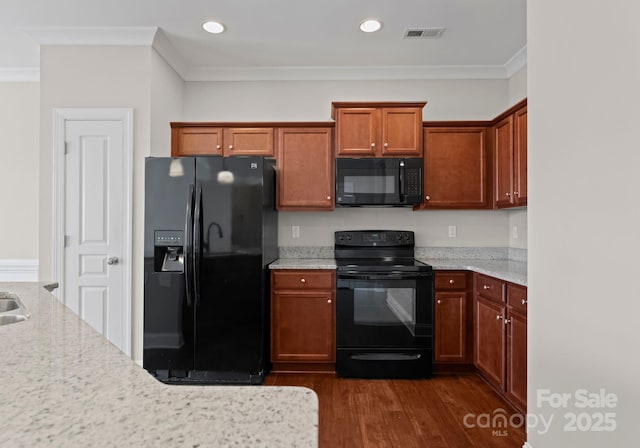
[335,157,423,207]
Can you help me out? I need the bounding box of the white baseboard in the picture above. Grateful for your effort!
[0,259,38,281]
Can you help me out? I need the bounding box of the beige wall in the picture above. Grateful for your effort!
[508,65,527,106]
[150,50,184,156]
[529,1,638,446]
[0,82,39,259]
[39,46,153,362]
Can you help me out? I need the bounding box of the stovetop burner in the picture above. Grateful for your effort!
[334,230,432,272]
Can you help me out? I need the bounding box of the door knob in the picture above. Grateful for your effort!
[107,257,119,265]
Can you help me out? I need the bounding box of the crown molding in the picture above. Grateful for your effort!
[184,64,511,82]
[151,29,189,79]
[0,68,40,82]
[21,26,158,46]
[504,45,527,78]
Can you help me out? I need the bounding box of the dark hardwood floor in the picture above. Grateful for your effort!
[265,373,526,448]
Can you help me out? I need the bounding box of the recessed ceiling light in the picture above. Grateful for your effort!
[202,21,225,34]
[359,19,382,33]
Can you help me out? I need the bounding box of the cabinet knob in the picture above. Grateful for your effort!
[326,196,331,200]
[505,192,511,197]
[449,279,455,284]
[384,142,388,147]
[505,318,511,324]
[216,145,221,149]
[496,314,503,320]
[521,299,528,305]
[327,299,332,304]
[514,191,520,197]
[437,299,441,304]
[483,285,490,290]
[370,143,376,147]
[300,278,306,283]
[228,145,234,149]
[425,195,431,201]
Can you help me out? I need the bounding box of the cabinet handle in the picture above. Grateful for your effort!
[425,195,431,201]
[483,285,490,290]
[449,279,455,285]
[521,299,528,305]
[496,314,503,320]
[228,145,234,149]
[370,143,376,148]
[437,299,441,304]
[327,299,332,304]
[300,278,306,283]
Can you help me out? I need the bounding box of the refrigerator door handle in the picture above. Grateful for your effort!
[194,183,203,306]
[184,183,195,307]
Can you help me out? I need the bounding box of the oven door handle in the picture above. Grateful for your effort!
[338,271,432,280]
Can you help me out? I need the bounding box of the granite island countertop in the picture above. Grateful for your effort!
[0,282,318,448]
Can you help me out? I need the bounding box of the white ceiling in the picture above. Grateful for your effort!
[0,0,527,81]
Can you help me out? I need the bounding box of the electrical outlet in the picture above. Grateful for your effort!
[512,226,518,239]
[448,225,457,238]
[291,226,300,238]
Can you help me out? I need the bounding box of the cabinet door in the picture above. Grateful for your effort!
[173,127,223,156]
[223,128,274,156]
[435,292,467,362]
[475,297,506,390]
[507,310,527,412]
[276,127,334,210]
[335,108,377,156]
[381,107,423,156]
[494,115,514,208]
[422,127,490,208]
[271,290,335,362]
[514,106,528,206]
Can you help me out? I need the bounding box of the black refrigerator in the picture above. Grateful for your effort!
[143,156,277,384]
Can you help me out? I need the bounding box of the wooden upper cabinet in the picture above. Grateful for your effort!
[514,106,528,206]
[223,128,274,156]
[173,127,223,156]
[493,100,527,208]
[171,123,274,157]
[420,125,491,209]
[332,102,426,157]
[276,127,334,211]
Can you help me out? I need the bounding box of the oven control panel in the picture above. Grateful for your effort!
[335,230,414,247]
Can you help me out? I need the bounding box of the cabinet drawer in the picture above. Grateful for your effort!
[435,271,468,290]
[475,273,505,303]
[272,270,335,290]
[507,283,528,314]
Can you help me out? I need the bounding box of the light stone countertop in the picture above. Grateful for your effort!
[270,258,526,286]
[0,282,318,448]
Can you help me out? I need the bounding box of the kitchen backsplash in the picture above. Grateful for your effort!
[278,246,527,263]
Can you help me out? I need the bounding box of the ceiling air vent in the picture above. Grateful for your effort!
[402,27,446,39]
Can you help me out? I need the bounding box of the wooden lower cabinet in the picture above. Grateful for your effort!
[271,269,336,372]
[474,273,528,413]
[506,284,528,411]
[434,271,473,369]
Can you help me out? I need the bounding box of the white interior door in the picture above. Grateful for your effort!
[56,110,132,356]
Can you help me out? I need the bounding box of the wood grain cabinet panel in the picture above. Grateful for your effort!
[434,271,473,366]
[171,124,274,157]
[493,101,527,208]
[276,127,334,210]
[332,102,425,157]
[474,273,528,413]
[421,126,491,209]
[271,270,336,370]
